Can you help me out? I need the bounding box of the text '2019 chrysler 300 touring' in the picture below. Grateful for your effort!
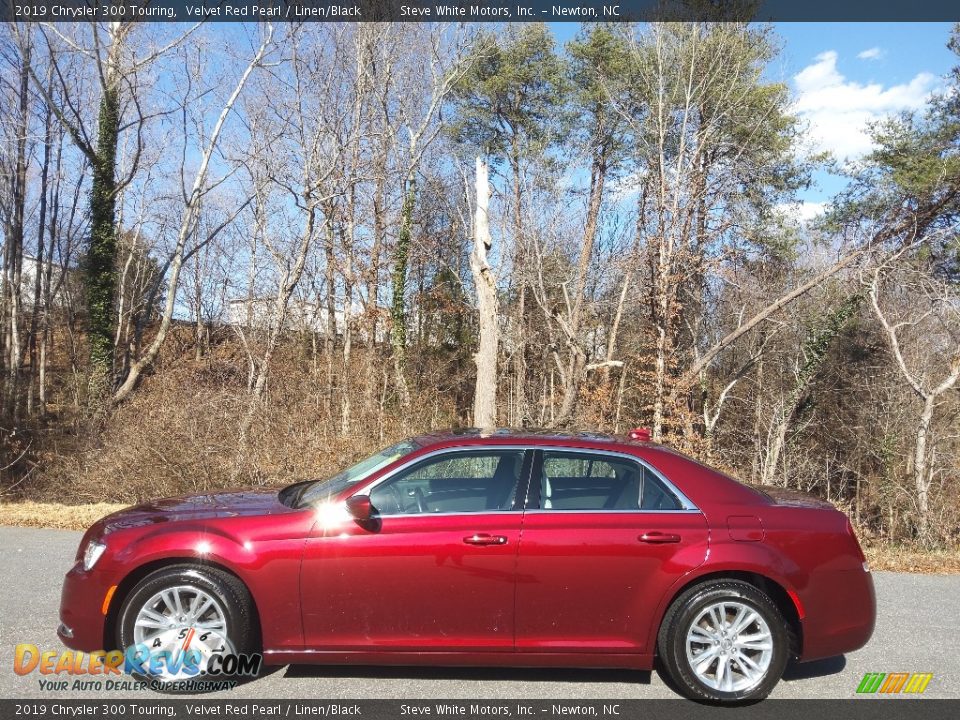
[58,428,875,702]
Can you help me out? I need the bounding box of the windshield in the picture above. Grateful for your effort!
[296,440,421,507]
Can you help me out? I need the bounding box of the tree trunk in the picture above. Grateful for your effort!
[28,73,53,418]
[86,32,123,384]
[760,411,791,487]
[651,245,672,442]
[913,394,935,543]
[555,151,608,425]
[509,144,528,425]
[39,129,65,415]
[5,33,31,421]
[470,158,498,428]
[364,131,388,411]
[341,221,354,435]
[759,296,862,485]
[391,176,415,408]
[238,205,319,455]
[323,208,337,417]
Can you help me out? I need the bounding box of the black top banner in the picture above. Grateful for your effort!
[3,0,960,23]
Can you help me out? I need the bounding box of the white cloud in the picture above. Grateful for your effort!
[778,201,827,224]
[857,47,884,61]
[796,201,827,222]
[792,51,938,160]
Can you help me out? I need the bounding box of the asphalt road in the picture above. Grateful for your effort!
[0,526,956,700]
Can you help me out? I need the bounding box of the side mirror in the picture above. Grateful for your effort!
[346,495,375,522]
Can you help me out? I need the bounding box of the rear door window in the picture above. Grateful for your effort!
[539,451,682,511]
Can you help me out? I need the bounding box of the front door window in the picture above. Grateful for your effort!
[370,450,525,515]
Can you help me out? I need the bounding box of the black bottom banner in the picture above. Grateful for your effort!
[3,700,959,720]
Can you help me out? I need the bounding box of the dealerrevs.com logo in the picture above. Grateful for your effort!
[856,672,934,695]
[14,642,262,693]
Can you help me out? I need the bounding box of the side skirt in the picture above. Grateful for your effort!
[260,649,653,671]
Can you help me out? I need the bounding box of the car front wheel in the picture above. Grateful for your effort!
[116,564,257,692]
[657,579,789,702]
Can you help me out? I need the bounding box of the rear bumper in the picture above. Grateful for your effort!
[58,562,111,652]
[799,567,876,662]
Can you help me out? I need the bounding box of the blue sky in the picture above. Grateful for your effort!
[776,23,956,211]
[553,22,958,215]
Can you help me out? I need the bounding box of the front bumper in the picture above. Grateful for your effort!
[58,562,112,652]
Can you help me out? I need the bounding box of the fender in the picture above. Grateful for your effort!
[105,524,306,651]
[643,538,806,656]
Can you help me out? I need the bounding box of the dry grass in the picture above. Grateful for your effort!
[16,341,453,506]
[864,544,960,574]
[0,501,127,530]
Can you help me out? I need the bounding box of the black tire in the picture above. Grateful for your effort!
[657,579,789,703]
[116,564,258,693]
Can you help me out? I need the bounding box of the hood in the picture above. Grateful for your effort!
[755,485,835,509]
[97,489,288,534]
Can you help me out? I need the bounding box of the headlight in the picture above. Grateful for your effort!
[83,541,106,571]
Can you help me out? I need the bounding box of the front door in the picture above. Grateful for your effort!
[300,448,531,652]
[515,449,709,654]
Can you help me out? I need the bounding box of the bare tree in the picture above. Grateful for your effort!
[234,25,348,451]
[25,22,202,385]
[869,244,960,542]
[0,26,31,420]
[112,25,275,404]
[470,157,498,427]
[389,24,477,408]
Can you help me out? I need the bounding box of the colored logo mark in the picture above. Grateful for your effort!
[857,672,933,694]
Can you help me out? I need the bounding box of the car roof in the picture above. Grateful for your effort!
[412,427,647,449]
[407,428,771,509]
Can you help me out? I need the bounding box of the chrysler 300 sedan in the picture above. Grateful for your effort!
[59,428,875,701]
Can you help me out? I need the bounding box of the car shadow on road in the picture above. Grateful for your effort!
[279,656,844,688]
[647,655,847,702]
[283,665,652,685]
[782,655,846,681]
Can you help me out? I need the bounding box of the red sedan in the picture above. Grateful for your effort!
[58,428,875,701]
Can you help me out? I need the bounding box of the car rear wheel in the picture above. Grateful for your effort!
[117,564,258,692]
[657,579,789,702]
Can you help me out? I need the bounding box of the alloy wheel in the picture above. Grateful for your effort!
[684,600,774,693]
[132,584,230,681]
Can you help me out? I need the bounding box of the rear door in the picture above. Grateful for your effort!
[514,448,709,654]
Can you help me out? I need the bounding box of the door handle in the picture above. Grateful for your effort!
[639,531,681,544]
[463,533,508,546]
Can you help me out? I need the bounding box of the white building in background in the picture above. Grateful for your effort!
[227,294,395,342]
[227,296,389,342]
[227,297,336,335]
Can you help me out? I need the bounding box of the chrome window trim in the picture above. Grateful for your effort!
[521,509,702,515]
[362,511,523,518]
[341,444,700,517]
